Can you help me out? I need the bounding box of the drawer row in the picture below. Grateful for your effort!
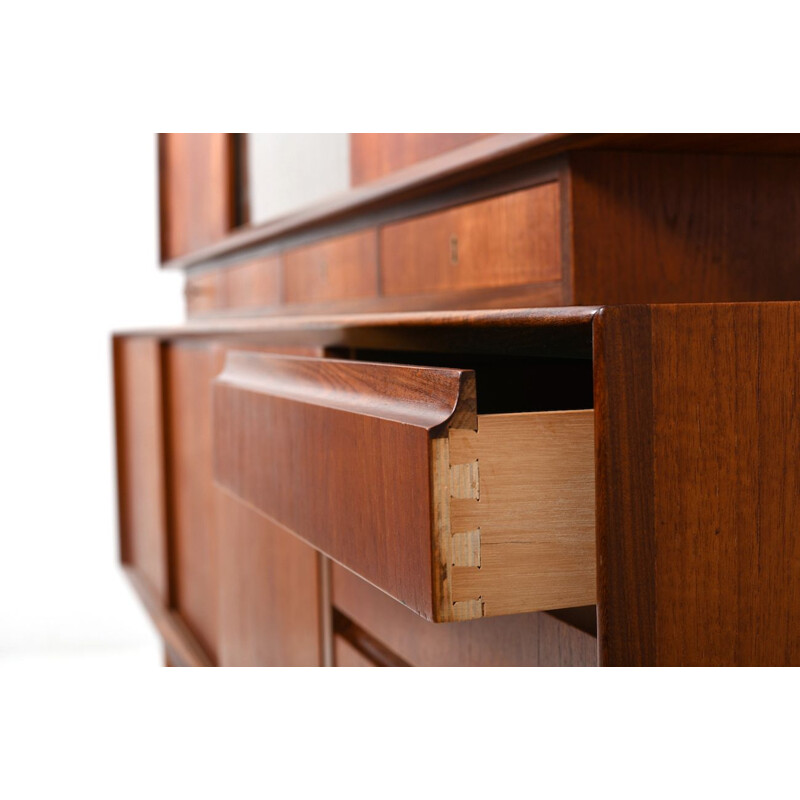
[186,181,563,315]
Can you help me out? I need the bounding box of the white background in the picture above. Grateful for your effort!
[1,1,798,798]
[1,133,183,665]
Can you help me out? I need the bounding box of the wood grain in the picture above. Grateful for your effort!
[213,352,596,621]
[212,353,474,619]
[216,490,323,667]
[159,133,238,261]
[443,411,596,617]
[162,134,800,273]
[283,230,378,305]
[333,635,377,667]
[569,151,800,304]
[125,307,598,360]
[350,133,492,185]
[224,256,282,309]
[381,183,561,297]
[163,342,224,662]
[594,302,800,665]
[113,336,168,602]
[332,563,597,667]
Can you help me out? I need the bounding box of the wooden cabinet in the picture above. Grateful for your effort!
[115,133,800,666]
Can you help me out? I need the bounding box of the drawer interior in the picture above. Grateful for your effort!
[437,408,595,619]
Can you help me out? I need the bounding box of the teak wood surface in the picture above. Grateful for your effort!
[159,133,239,262]
[349,133,492,186]
[212,352,595,621]
[381,183,561,297]
[594,302,800,666]
[331,563,597,667]
[163,133,800,273]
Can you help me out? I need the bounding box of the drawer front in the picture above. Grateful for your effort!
[381,183,562,297]
[212,352,595,622]
[186,271,225,315]
[284,230,378,305]
[225,256,281,310]
[334,635,377,667]
[332,564,598,667]
[187,257,282,316]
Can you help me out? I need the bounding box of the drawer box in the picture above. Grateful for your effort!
[283,230,379,305]
[212,352,595,622]
[381,183,562,297]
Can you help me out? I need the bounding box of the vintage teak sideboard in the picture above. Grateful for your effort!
[113,133,800,667]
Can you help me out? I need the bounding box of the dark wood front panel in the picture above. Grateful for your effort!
[186,257,282,317]
[216,492,323,667]
[332,564,597,667]
[350,133,493,185]
[113,337,168,602]
[334,635,377,667]
[225,256,281,310]
[594,302,800,666]
[570,151,800,304]
[381,184,562,298]
[159,133,238,261]
[283,230,378,305]
[163,342,224,662]
[212,353,474,620]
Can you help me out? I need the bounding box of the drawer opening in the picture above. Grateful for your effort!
[347,349,593,415]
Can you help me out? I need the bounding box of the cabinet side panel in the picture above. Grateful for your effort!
[595,303,800,665]
[570,152,800,304]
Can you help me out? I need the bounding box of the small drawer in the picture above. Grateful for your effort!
[185,271,225,315]
[225,256,281,310]
[332,563,597,667]
[212,352,595,622]
[283,230,379,305]
[381,183,562,297]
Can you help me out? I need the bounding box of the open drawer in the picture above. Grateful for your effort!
[212,352,595,622]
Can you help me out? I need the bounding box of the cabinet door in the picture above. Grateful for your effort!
[163,342,223,661]
[163,340,325,666]
[216,492,324,667]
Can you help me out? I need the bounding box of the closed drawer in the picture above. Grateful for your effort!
[187,257,282,316]
[381,183,562,297]
[332,563,598,667]
[284,230,379,305]
[212,352,595,622]
[225,256,281,310]
[185,271,225,315]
